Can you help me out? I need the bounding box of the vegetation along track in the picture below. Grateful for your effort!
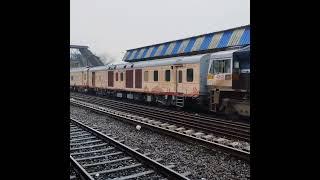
[70,117,190,180]
[71,92,250,142]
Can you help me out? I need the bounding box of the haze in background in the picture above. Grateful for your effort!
[71,0,250,64]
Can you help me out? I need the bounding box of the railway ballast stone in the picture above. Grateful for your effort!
[147,120,156,123]
[193,132,205,138]
[183,129,195,135]
[175,127,186,132]
[202,134,214,141]
[215,137,228,143]
[167,125,177,130]
[159,123,170,128]
[141,118,150,122]
[229,142,241,148]
[152,121,162,125]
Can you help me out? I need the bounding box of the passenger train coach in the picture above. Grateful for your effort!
[70,46,250,118]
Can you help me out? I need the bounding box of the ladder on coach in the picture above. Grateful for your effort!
[176,96,184,107]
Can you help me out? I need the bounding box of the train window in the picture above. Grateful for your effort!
[144,71,148,81]
[165,70,170,82]
[116,72,118,81]
[212,59,231,74]
[178,70,182,83]
[234,61,239,69]
[71,76,73,81]
[154,70,158,81]
[187,69,193,82]
[120,72,123,81]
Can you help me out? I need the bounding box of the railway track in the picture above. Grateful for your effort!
[70,117,190,180]
[71,92,250,142]
[70,96,250,161]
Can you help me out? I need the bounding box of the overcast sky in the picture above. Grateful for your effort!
[71,0,250,63]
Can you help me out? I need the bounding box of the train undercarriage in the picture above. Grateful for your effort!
[70,86,249,120]
[209,89,250,119]
[71,86,188,107]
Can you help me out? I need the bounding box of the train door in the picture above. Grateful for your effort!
[81,72,84,85]
[83,71,87,86]
[86,69,90,87]
[175,65,185,107]
[176,66,184,93]
[232,49,250,91]
[92,72,95,87]
[126,70,133,88]
[135,69,142,89]
[108,71,114,87]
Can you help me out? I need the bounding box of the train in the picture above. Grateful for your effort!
[70,45,250,118]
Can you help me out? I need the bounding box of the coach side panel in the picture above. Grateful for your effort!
[140,66,176,95]
[113,69,126,90]
[176,63,200,96]
[70,71,83,87]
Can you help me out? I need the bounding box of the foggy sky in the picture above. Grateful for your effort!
[71,0,250,63]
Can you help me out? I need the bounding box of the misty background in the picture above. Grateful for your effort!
[71,0,250,64]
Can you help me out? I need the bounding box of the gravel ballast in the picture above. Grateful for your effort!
[71,105,250,180]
